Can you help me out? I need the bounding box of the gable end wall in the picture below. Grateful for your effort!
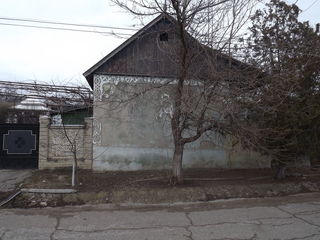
[92,74,271,171]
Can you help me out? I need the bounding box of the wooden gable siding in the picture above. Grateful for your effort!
[87,14,248,88]
[94,17,182,79]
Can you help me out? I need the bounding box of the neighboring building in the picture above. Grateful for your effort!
[84,14,270,171]
[51,106,93,125]
[6,97,51,124]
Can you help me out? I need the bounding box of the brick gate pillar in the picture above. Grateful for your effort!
[83,117,93,169]
[38,115,50,169]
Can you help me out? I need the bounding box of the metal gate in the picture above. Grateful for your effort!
[0,124,39,169]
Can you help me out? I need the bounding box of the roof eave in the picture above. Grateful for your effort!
[83,13,172,83]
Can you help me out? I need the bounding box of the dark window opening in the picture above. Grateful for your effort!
[159,32,168,41]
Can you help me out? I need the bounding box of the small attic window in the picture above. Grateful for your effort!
[159,32,168,41]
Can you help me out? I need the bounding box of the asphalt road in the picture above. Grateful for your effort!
[0,193,320,240]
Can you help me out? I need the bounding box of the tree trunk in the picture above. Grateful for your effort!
[71,150,78,186]
[171,143,184,185]
[274,162,287,180]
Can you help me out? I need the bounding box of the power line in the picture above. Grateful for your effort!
[0,16,139,31]
[302,0,320,13]
[0,22,132,37]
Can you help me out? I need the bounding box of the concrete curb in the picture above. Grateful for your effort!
[30,192,320,212]
[21,188,77,194]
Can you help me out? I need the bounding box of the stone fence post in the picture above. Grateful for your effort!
[38,115,50,169]
[83,117,93,168]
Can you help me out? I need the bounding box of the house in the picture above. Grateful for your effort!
[84,14,270,171]
[5,97,51,124]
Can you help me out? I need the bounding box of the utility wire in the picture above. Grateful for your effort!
[0,16,138,31]
[0,22,132,37]
[301,0,320,13]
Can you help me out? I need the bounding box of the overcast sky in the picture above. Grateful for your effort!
[0,0,319,88]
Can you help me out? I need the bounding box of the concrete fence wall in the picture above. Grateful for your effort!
[38,116,93,169]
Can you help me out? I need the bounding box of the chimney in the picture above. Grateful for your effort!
[316,23,320,34]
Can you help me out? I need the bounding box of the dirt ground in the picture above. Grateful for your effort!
[4,167,320,208]
[22,167,320,190]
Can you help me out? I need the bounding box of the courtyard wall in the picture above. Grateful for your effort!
[38,116,93,169]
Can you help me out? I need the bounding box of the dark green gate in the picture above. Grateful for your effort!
[0,124,39,169]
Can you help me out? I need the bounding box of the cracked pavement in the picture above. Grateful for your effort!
[1,193,320,240]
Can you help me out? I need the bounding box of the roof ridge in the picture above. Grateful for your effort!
[83,13,172,79]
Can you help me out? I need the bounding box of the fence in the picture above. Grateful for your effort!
[38,116,93,169]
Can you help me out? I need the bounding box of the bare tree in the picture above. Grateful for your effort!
[104,0,260,184]
[0,84,21,123]
[32,82,92,186]
[0,102,11,123]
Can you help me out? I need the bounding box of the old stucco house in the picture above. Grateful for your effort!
[84,14,270,171]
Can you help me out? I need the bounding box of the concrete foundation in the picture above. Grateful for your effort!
[93,146,270,171]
